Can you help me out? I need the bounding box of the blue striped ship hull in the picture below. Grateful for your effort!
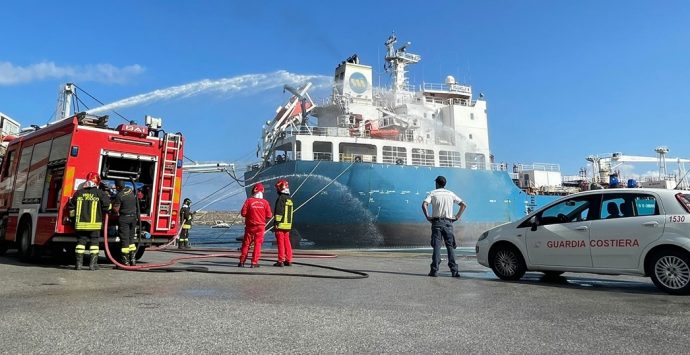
[245,161,558,248]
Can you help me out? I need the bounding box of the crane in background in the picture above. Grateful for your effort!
[586,146,690,189]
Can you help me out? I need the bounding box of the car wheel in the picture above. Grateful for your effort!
[649,250,690,295]
[17,222,33,262]
[490,245,527,281]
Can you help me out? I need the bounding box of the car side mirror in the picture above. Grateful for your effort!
[529,216,538,231]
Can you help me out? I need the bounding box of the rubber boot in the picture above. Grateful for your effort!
[75,254,84,271]
[178,240,184,249]
[120,253,130,268]
[273,261,284,267]
[184,240,191,249]
[129,251,136,266]
[89,254,99,271]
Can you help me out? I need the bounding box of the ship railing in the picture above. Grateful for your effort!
[423,82,471,94]
[424,96,472,107]
[287,125,416,143]
[493,162,561,173]
[395,52,421,62]
[491,163,511,171]
[509,163,561,172]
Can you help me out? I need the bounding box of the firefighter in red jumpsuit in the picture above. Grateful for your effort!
[238,183,272,268]
[273,179,294,267]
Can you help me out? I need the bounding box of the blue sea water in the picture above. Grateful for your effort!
[186,225,316,249]
[186,225,245,249]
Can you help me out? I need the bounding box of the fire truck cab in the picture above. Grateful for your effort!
[0,112,184,260]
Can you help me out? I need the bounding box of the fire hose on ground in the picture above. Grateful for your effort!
[102,215,368,279]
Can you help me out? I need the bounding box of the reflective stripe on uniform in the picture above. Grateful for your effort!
[276,199,293,230]
[75,245,86,254]
[75,222,102,230]
[121,247,131,253]
[182,225,191,229]
[129,244,136,252]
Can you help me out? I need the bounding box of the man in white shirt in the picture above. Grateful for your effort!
[421,175,467,277]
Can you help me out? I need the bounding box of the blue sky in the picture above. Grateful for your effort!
[2,1,690,210]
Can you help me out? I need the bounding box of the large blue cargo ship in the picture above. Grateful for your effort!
[245,34,570,247]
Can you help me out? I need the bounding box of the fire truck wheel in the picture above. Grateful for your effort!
[17,222,33,262]
[135,247,145,261]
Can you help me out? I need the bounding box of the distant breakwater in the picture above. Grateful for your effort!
[192,211,243,225]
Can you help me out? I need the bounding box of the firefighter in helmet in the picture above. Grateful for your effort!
[112,180,138,266]
[273,179,294,267]
[238,183,272,268]
[67,172,111,270]
[179,198,193,249]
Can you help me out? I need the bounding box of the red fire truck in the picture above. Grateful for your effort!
[0,112,184,260]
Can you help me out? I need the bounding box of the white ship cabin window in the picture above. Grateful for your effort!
[470,113,474,120]
[412,148,434,166]
[383,146,407,165]
[439,151,462,168]
[469,134,473,139]
[465,153,486,170]
[339,143,376,163]
[313,141,333,161]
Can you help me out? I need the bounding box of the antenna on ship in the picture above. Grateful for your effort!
[384,33,421,93]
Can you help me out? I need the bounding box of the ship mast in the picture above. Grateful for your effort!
[384,34,421,93]
[55,83,76,121]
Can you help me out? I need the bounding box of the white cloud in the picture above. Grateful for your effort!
[87,70,331,114]
[0,61,144,85]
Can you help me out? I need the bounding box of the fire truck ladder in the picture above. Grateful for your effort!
[154,133,182,232]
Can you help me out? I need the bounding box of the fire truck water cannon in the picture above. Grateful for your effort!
[145,115,163,131]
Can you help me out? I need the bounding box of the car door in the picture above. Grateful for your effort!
[589,192,665,270]
[525,194,597,267]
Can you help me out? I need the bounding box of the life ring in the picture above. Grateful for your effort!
[416,136,423,143]
[354,156,362,163]
[395,158,404,165]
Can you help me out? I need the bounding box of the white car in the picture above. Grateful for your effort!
[476,188,690,295]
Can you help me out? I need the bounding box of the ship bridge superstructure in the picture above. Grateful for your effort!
[256,34,491,172]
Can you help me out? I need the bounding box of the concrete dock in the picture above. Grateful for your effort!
[1,249,689,354]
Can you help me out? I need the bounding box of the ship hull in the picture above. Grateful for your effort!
[246,161,558,248]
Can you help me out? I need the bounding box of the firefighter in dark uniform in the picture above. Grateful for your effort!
[112,180,138,266]
[179,198,193,249]
[67,172,111,270]
[273,179,294,267]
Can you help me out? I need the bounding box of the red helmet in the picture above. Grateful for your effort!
[252,183,264,194]
[275,179,289,191]
[85,172,101,187]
